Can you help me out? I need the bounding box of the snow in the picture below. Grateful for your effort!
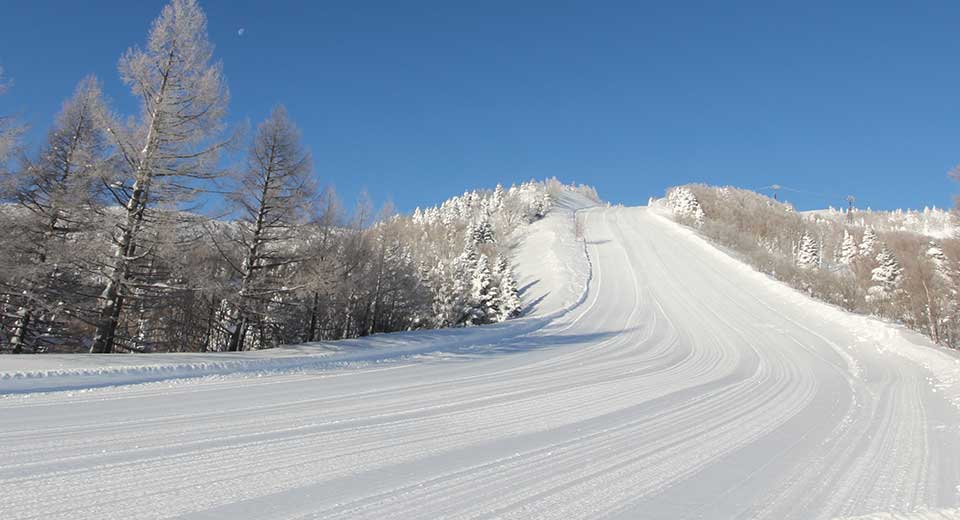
[2,194,959,519]
[833,509,960,519]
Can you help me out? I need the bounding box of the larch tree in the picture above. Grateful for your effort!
[221,106,314,352]
[301,186,344,342]
[0,67,24,171]
[91,0,230,353]
[5,77,110,353]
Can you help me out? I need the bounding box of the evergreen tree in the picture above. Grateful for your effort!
[470,254,497,324]
[473,218,495,244]
[668,187,705,227]
[492,183,505,210]
[450,236,479,325]
[796,232,819,269]
[868,246,902,316]
[871,246,902,288]
[838,229,858,266]
[494,254,522,321]
[859,228,878,258]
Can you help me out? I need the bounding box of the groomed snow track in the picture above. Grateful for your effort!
[2,203,960,519]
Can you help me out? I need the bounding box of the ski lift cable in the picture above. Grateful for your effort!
[754,185,855,205]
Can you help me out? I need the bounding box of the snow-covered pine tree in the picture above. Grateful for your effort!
[871,246,902,288]
[838,229,858,266]
[796,232,819,269]
[470,254,497,324]
[859,228,878,258]
[668,187,706,227]
[494,254,522,321]
[492,183,505,211]
[449,236,480,325]
[529,193,551,222]
[867,246,903,315]
[474,217,495,244]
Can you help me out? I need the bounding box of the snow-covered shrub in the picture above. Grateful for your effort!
[667,187,705,227]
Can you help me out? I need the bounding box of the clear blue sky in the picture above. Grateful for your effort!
[2,0,959,212]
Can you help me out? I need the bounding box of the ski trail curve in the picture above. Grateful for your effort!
[1,206,959,519]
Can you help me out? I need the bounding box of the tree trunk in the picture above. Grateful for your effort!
[90,194,142,353]
[228,316,248,352]
[10,306,31,354]
[307,291,320,342]
[91,52,171,354]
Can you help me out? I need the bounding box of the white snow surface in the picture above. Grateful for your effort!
[3,193,960,519]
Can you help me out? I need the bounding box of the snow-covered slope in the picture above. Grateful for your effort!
[511,189,595,317]
[2,201,960,519]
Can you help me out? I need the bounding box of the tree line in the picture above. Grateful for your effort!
[666,185,960,348]
[0,0,568,354]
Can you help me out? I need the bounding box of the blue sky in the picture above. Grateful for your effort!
[1,0,959,213]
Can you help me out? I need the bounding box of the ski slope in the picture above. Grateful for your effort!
[3,196,960,519]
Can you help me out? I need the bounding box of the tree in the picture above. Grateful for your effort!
[470,254,497,324]
[920,241,957,343]
[859,228,878,258]
[91,0,230,353]
[494,254,522,321]
[668,187,705,227]
[473,217,495,244]
[0,66,24,172]
[796,232,819,269]
[4,76,109,353]
[838,229,858,266]
[220,106,314,352]
[868,246,902,316]
[446,236,480,325]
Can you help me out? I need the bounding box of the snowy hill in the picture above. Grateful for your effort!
[804,207,958,239]
[3,191,960,519]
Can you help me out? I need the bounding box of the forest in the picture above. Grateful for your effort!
[0,0,598,354]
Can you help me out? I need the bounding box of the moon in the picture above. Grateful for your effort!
[238,28,245,36]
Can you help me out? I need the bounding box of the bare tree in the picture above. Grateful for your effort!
[220,106,314,351]
[0,67,25,174]
[3,76,109,353]
[91,0,230,353]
